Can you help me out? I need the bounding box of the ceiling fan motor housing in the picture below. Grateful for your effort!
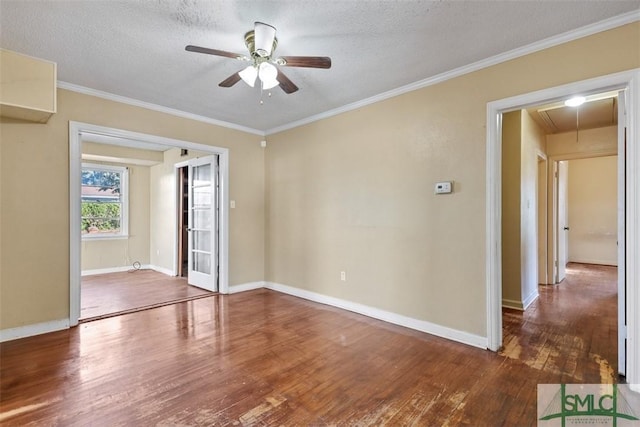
[244,30,278,59]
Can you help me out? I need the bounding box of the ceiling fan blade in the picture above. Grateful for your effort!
[276,70,299,94]
[185,45,245,60]
[219,72,242,88]
[279,56,331,69]
[254,22,277,57]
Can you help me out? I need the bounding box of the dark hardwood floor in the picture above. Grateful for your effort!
[81,270,212,321]
[502,262,618,385]
[0,263,618,425]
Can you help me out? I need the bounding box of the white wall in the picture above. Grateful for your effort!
[568,156,618,265]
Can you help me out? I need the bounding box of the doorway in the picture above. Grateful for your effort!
[501,93,620,372]
[486,69,640,385]
[69,122,230,326]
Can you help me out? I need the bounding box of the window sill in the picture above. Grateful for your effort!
[82,235,129,241]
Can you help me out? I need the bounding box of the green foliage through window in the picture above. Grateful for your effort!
[81,202,121,233]
[81,165,126,236]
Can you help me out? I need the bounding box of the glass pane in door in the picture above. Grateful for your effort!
[193,252,211,275]
[191,163,212,276]
[193,163,211,186]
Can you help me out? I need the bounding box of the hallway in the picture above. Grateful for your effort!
[502,262,618,383]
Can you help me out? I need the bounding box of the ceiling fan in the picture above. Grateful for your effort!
[185,22,331,94]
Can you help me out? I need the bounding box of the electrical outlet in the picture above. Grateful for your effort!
[340,271,346,281]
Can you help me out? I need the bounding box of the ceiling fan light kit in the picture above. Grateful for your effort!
[186,21,331,95]
[258,62,279,89]
[238,65,258,87]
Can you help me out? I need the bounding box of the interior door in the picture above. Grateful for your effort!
[188,155,218,292]
[557,160,569,283]
[618,90,627,376]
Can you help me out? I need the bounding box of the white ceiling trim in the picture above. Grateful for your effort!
[265,9,640,135]
[57,81,265,136]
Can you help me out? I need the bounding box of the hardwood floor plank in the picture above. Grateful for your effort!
[81,270,212,320]
[1,263,618,425]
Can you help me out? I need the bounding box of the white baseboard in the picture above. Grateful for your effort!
[229,281,265,294]
[264,282,487,349]
[82,264,175,277]
[568,258,617,267]
[0,319,69,343]
[147,265,176,276]
[81,265,136,276]
[522,290,539,310]
[1,281,488,348]
[502,291,539,311]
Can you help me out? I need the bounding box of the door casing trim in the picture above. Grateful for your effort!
[69,121,230,326]
[485,69,640,386]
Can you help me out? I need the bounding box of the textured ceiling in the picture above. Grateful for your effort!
[1,1,638,134]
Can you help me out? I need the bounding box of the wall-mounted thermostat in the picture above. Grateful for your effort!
[435,181,453,194]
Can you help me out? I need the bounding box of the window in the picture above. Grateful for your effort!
[81,163,129,239]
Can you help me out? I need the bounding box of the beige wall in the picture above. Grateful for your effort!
[547,125,617,157]
[501,111,522,305]
[501,109,547,309]
[568,156,618,265]
[521,110,547,302]
[1,89,264,330]
[81,162,151,271]
[266,23,639,337]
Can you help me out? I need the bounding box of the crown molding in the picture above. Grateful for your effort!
[265,10,640,135]
[57,81,265,136]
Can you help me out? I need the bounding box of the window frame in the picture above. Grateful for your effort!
[81,162,129,240]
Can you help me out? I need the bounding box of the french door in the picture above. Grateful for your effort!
[187,155,218,292]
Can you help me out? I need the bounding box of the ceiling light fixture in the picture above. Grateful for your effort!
[564,96,586,107]
[239,65,258,87]
[238,62,279,90]
[258,62,279,89]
